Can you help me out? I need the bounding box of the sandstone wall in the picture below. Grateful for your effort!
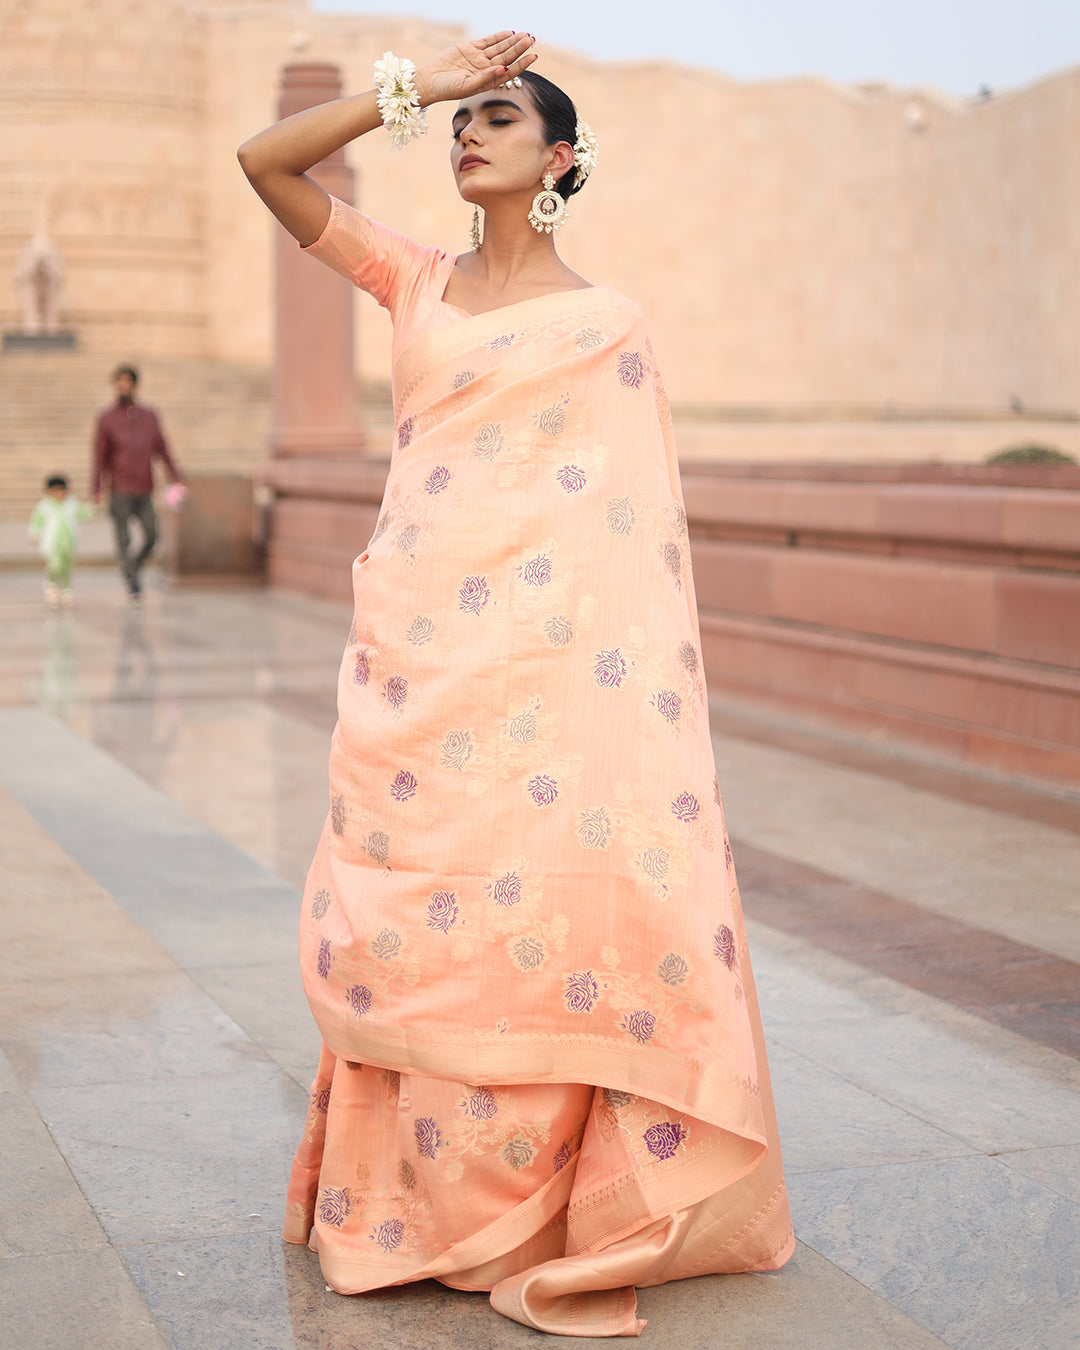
[2,0,1077,424]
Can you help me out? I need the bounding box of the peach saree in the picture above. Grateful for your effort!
[283,199,794,1336]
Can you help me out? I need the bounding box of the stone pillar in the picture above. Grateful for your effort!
[270,62,364,456]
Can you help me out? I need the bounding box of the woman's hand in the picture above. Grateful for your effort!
[416,32,537,107]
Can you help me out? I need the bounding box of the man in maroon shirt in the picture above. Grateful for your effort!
[91,365,184,600]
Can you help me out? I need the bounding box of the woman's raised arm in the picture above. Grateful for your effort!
[237,31,537,246]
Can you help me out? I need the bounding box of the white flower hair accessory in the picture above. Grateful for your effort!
[572,117,598,188]
[372,52,428,150]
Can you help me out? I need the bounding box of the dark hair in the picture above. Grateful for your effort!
[520,71,583,201]
[46,474,68,490]
[112,364,138,384]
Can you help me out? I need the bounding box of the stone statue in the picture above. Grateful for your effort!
[13,232,64,335]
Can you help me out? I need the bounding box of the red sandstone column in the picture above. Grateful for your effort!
[270,62,365,456]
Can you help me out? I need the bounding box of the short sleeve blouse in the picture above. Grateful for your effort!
[301,196,463,360]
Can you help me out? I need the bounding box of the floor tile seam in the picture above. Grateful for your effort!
[742,886,1080,1059]
[765,1027,993,1146]
[784,1149,988,1180]
[782,1240,958,1347]
[710,706,1080,828]
[734,833,1080,969]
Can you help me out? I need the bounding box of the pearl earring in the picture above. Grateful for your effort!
[528,172,567,234]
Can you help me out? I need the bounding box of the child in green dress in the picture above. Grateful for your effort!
[28,475,94,608]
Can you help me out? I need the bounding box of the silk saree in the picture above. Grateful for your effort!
[283,198,794,1336]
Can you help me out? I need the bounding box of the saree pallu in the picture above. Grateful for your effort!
[284,284,794,1335]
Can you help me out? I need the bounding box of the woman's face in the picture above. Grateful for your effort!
[450,90,566,202]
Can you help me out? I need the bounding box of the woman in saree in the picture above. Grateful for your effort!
[239,30,793,1337]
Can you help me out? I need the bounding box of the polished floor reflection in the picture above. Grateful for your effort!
[1,568,1078,1349]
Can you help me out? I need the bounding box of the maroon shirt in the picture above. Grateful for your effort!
[92,400,182,497]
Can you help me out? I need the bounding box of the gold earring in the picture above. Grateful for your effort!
[528,172,568,234]
[469,205,482,252]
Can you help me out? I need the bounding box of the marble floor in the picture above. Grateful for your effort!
[1,566,1078,1350]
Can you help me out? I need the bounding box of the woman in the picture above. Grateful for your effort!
[239,31,793,1338]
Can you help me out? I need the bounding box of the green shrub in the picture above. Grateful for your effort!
[986,443,1077,464]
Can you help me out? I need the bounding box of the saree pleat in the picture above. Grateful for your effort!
[284,200,794,1336]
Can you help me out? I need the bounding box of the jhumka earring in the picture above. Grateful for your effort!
[528,172,567,234]
[469,205,482,252]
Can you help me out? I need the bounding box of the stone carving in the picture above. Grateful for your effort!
[13,232,64,335]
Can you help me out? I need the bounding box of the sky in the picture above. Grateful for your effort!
[314,0,1080,97]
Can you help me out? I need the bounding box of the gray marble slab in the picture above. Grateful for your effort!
[0,970,272,1090]
[31,1061,307,1246]
[791,1154,1080,1350]
[0,1246,170,1350]
[0,1087,110,1259]
[119,1232,951,1350]
[996,1143,1080,1205]
[0,708,302,969]
[768,1042,976,1174]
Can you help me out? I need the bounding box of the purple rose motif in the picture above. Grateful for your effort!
[353,649,370,686]
[459,574,492,615]
[664,541,682,579]
[714,924,737,971]
[426,890,459,933]
[537,404,567,436]
[606,497,636,536]
[414,1116,442,1159]
[544,615,573,647]
[366,831,390,866]
[347,984,373,1017]
[371,928,402,960]
[472,422,504,460]
[310,888,331,920]
[407,615,435,645]
[552,1140,574,1172]
[390,769,417,802]
[384,676,408,710]
[623,1009,657,1044]
[655,689,683,724]
[724,837,733,868]
[503,1138,535,1170]
[453,369,476,388]
[527,774,559,807]
[488,332,515,350]
[643,1120,686,1161]
[617,350,646,389]
[397,416,414,448]
[593,648,627,689]
[678,640,699,674]
[441,729,473,771]
[371,1218,405,1253]
[671,791,701,822]
[317,1186,351,1227]
[557,464,587,492]
[424,465,451,495]
[656,952,689,986]
[314,1085,331,1115]
[576,807,612,850]
[563,969,600,1014]
[490,872,522,906]
[520,554,552,586]
[464,1087,498,1120]
[316,937,332,980]
[396,523,421,555]
[331,794,346,836]
[507,709,537,743]
[639,847,670,882]
[513,936,545,970]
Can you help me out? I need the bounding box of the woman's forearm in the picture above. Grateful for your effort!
[237,90,383,180]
